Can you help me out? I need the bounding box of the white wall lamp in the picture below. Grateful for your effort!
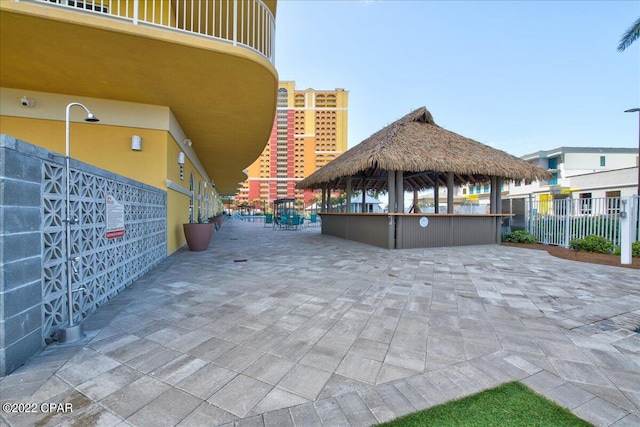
[131,135,142,151]
[178,152,185,180]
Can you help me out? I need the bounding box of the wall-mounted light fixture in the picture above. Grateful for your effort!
[178,152,185,180]
[184,139,192,147]
[131,135,142,151]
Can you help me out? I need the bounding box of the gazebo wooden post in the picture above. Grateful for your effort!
[346,176,353,213]
[327,187,332,213]
[490,176,498,214]
[496,176,503,243]
[396,171,404,213]
[447,172,454,214]
[433,173,439,214]
[396,170,404,249]
[321,185,327,213]
[412,189,420,213]
[361,188,366,213]
[388,170,396,249]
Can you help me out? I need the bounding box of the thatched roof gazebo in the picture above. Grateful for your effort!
[296,107,551,249]
[297,107,550,193]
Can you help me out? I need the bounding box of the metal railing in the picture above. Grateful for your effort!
[33,0,275,63]
[522,196,639,248]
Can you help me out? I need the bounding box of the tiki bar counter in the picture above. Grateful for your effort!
[296,107,550,249]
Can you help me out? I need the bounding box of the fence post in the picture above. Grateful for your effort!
[133,0,139,25]
[527,193,533,233]
[620,196,634,265]
[563,198,571,247]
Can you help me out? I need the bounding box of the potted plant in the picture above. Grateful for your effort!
[209,212,225,230]
[183,214,215,251]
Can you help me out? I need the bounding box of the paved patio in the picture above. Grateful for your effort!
[1,219,639,427]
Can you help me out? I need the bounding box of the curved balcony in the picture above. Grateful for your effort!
[34,0,275,63]
[1,0,279,194]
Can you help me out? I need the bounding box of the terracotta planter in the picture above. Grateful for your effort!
[209,215,224,230]
[183,223,215,251]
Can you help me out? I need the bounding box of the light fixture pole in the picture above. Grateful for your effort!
[625,108,640,197]
[58,103,99,344]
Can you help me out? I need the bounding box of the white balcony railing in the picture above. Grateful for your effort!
[33,0,275,63]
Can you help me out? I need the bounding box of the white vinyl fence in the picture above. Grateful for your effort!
[511,196,639,248]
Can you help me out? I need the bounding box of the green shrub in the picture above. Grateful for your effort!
[502,230,538,244]
[613,241,640,257]
[569,235,613,254]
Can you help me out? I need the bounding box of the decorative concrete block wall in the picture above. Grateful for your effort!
[1,135,167,376]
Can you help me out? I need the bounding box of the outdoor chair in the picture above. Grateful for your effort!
[264,213,273,228]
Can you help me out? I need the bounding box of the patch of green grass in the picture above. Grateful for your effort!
[378,382,592,427]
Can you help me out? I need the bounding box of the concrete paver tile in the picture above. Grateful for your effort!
[573,396,629,427]
[357,388,396,424]
[243,354,296,386]
[176,402,237,427]
[250,387,309,416]
[278,364,332,401]
[126,388,201,427]
[150,354,208,385]
[521,370,566,394]
[335,391,378,427]
[214,345,265,373]
[544,382,596,410]
[263,407,295,427]
[176,363,237,400]
[300,344,347,373]
[549,359,614,387]
[335,352,382,384]
[56,348,121,386]
[289,403,323,427]
[76,364,143,401]
[208,375,273,418]
[317,374,370,399]
[126,345,183,374]
[98,376,171,419]
[313,398,351,427]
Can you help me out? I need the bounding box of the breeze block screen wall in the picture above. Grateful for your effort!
[1,135,166,375]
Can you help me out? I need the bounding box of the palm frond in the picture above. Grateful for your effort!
[617,17,640,52]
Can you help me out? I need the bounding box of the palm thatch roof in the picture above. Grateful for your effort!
[296,107,551,191]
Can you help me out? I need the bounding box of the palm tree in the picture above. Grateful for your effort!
[618,17,640,52]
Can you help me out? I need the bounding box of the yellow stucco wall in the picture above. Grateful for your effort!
[0,116,168,189]
[1,100,222,256]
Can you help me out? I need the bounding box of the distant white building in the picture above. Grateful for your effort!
[349,195,383,213]
[455,146,638,215]
[507,146,638,200]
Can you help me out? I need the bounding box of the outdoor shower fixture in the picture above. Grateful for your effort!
[57,102,99,344]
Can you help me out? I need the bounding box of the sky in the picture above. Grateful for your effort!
[274,0,640,157]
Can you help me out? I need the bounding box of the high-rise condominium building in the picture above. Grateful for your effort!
[237,81,348,208]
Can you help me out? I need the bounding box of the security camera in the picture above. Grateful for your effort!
[21,96,34,107]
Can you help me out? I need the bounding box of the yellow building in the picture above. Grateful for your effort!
[1,0,278,253]
[236,81,348,208]
[0,0,278,375]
